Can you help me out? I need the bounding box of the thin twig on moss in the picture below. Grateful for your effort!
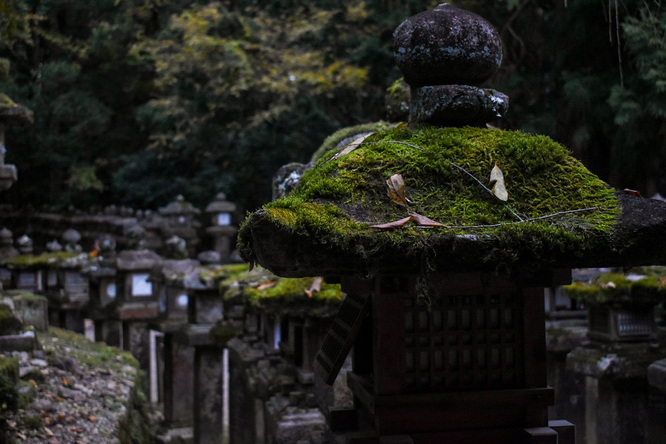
[438,207,599,230]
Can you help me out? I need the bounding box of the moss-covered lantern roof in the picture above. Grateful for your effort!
[563,266,666,305]
[239,125,666,278]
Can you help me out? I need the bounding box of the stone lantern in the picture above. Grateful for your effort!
[239,4,666,443]
[116,246,162,373]
[159,195,201,257]
[0,228,18,286]
[85,235,120,346]
[205,192,238,263]
[5,235,42,293]
[0,93,33,191]
[149,256,200,437]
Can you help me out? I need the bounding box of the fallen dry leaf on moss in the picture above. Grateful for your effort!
[386,173,409,207]
[489,162,508,201]
[304,277,322,298]
[330,132,374,161]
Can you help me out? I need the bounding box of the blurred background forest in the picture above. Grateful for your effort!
[1,0,666,216]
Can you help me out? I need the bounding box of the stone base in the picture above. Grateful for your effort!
[410,84,508,127]
[341,420,574,444]
[0,330,38,351]
[155,427,193,444]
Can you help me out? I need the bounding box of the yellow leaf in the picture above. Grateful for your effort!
[330,132,373,161]
[489,162,508,201]
[386,173,409,207]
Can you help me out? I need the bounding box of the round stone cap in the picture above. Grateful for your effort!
[393,3,503,87]
[197,250,221,265]
[0,227,12,246]
[61,228,81,245]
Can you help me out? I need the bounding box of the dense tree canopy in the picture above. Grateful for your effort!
[1,0,666,215]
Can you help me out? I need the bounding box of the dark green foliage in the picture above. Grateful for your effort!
[2,0,666,214]
[0,357,19,424]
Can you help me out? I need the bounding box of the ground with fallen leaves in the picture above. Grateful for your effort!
[2,328,154,444]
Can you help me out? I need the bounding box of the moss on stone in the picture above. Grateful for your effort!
[209,322,237,347]
[309,121,398,163]
[0,357,19,416]
[2,251,85,268]
[47,327,138,369]
[239,126,619,274]
[0,303,22,335]
[563,267,666,305]
[243,276,342,317]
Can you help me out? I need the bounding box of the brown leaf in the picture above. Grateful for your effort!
[409,212,446,227]
[386,173,409,207]
[304,277,322,298]
[370,216,414,229]
[623,188,642,197]
[256,280,278,290]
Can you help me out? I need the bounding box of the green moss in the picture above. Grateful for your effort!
[240,126,619,272]
[209,322,237,347]
[0,357,19,416]
[0,304,22,335]
[563,267,666,305]
[205,263,250,284]
[3,290,46,304]
[243,276,342,317]
[2,251,84,268]
[309,121,398,163]
[219,265,277,300]
[47,327,138,369]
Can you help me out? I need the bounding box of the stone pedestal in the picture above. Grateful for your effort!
[123,320,152,373]
[647,359,666,444]
[163,333,195,426]
[95,318,123,347]
[545,323,587,442]
[567,343,665,444]
[193,345,224,444]
[227,337,265,444]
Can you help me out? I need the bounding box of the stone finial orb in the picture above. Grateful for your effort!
[392,3,508,127]
[0,227,12,246]
[393,3,503,87]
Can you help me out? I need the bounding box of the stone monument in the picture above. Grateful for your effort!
[239,4,666,443]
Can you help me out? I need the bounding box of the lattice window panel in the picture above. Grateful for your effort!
[404,293,524,392]
[616,311,654,337]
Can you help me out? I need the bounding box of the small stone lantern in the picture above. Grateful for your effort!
[159,195,201,257]
[84,236,121,346]
[0,227,18,286]
[239,4,666,442]
[205,192,238,263]
[116,246,162,373]
[6,235,42,293]
[0,93,33,190]
[563,268,665,343]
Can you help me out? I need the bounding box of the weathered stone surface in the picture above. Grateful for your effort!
[116,249,161,270]
[392,3,502,87]
[410,84,508,126]
[272,162,314,201]
[648,359,666,393]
